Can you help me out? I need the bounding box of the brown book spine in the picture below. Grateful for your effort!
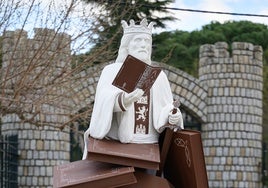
[57,173,136,188]
[87,137,160,170]
[88,153,159,170]
[156,128,173,176]
[53,160,137,188]
[157,99,181,176]
[189,132,209,187]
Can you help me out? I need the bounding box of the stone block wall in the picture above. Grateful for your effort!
[199,42,263,187]
[1,28,71,187]
[1,114,69,187]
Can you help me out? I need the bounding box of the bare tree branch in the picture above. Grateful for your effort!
[0,0,131,130]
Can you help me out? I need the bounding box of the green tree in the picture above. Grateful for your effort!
[82,0,176,63]
[153,20,268,76]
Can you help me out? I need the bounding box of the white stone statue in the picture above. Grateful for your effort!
[82,18,183,160]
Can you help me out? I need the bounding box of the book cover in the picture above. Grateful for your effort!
[112,55,161,93]
[119,170,173,188]
[163,130,209,188]
[53,160,136,188]
[87,137,160,170]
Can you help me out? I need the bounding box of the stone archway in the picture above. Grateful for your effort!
[158,63,207,124]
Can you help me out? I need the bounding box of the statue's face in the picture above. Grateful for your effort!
[128,33,152,64]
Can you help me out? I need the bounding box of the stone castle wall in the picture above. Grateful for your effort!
[0,29,264,188]
[1,29,71,187]
[199,42,263,187]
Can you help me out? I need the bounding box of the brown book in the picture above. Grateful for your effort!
[156,128,174,177]
[53,160,136,188]
[162,129,209,188]
[87,137,160,170]
[119,170,173,188]
[112,55,161,93]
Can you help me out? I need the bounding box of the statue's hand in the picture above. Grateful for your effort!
[168,110,181,125]
[122,88,144,107]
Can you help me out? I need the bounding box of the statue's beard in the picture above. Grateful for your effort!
[130,51,151,64]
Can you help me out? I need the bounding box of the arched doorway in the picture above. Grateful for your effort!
[181,109,201,131]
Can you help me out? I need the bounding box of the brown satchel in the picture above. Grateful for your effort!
[158,129,209,188]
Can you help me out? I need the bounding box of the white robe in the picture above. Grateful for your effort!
[82,62,182,159]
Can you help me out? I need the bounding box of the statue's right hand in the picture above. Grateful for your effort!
[122,88,144,107]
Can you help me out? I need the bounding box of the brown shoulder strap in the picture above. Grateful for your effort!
[156,128,174,177]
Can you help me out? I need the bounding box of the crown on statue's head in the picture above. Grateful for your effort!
[121,18,155,35]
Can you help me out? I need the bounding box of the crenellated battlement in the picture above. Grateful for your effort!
[2,28,71,54]
[199,42,263,83]
[199,42,230,59]
[199,42,263,65]
[2,28,71,77]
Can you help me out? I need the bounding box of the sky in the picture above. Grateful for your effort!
[157,0,268,32]
[8,0,268,53]
[17,0,268,33]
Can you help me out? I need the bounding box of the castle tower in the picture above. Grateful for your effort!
[199,42,263,187]
[1,29,72,187]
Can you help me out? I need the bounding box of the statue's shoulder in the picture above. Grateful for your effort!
[104,62,121,70]
[101,62,122,75]
[158,69,168,79]
[104,62,122,69]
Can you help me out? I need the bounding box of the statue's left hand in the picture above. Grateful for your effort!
[168,110,181,125]
[122,88,144,107]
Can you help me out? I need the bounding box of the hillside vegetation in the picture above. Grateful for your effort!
[152,20,268,142]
